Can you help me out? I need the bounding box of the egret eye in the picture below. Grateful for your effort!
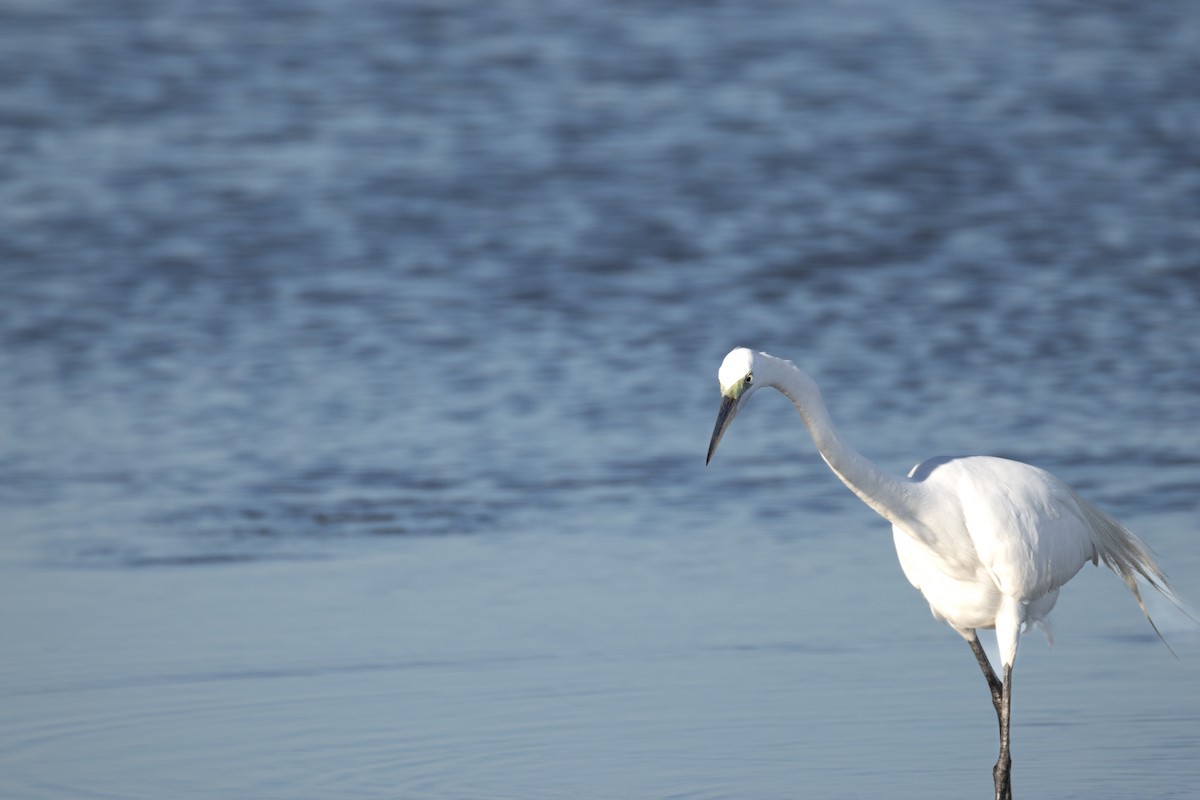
[745,373,753,385]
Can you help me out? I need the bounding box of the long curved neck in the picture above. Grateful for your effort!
[761,355,922,527]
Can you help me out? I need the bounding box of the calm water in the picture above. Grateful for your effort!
[2,1,1199,798]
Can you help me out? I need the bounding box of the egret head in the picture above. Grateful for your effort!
[706,347,762,465]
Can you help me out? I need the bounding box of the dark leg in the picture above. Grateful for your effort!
[993,664,1013,800]
[967,635,1012,800]
[967,633,1003,717]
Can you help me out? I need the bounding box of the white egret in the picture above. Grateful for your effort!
[706,347,1182,800]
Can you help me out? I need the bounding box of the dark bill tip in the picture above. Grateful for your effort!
[706,394,737,465]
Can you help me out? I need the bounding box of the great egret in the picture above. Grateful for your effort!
[705,347,1181,800]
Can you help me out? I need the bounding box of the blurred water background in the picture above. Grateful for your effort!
[2,1,1199,798]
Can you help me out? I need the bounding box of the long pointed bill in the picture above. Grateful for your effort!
[706,394,738,465]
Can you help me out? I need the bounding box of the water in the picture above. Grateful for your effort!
[1,1,1198,797]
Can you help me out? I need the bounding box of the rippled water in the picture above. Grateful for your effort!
[2,1,1198,798]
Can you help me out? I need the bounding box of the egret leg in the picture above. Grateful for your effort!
[993,664,1013,800]
[967,634,1003,717]
[966,635,1012,800]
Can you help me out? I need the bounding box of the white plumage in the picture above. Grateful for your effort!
[706,347,1179,800]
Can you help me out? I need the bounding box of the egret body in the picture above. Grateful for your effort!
[706,347,1179,800]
